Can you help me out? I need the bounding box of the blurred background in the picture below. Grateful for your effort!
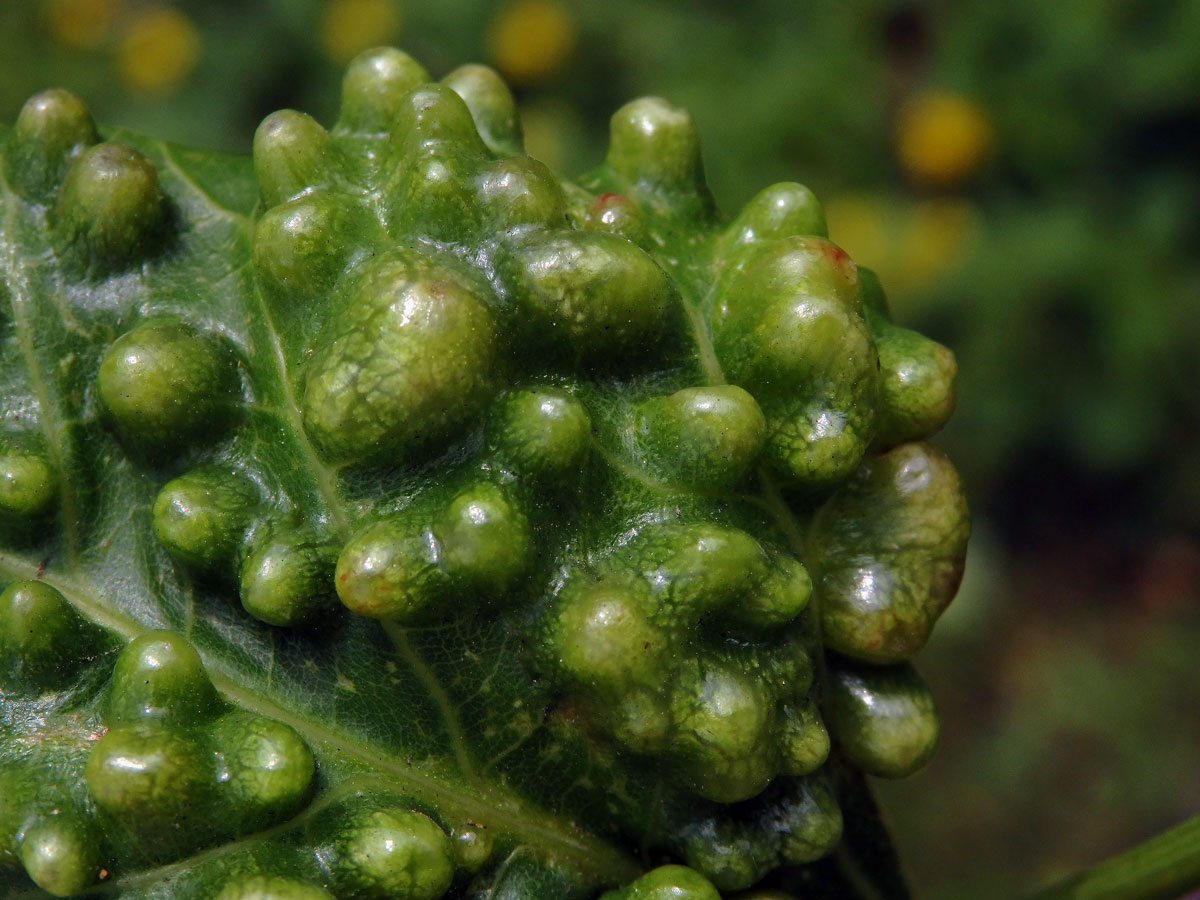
[2,0,1199,896]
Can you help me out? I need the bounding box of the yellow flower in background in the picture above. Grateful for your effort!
[319,0,401,64]
[826,193,980,308]
[118,6,200,93]
[45,0,122,50]
[487,0,575,86]
[896,91,993,188]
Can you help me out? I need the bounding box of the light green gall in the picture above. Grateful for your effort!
[435,482,532,592]
[96,320,239,452]
[334,808,454,900]
[670,667,774,802]
[54,141,163,270]
[335,517,447,622]
[17,816,101,898]
[152,467,260,570]
[601,865,721,900]
[253,193,370,306]
[0,580,89,688]
[634,385,766,489]
[606,98,713,215]
[488,387,591,479]
[302,249,498,465]
[718,182,827,264]
[85,724,212,823]
[106,630,220,726]
[780,701,830,775]
[712,235,878,489]
[442,63,522,157]
[475,156,567,231]
[553,579,666,694]
[253,109,341,208]
[0,450,56,519]
[336,47,430,135]
[8,88,98,200]
[449,825,494,873]
[210,711,315,830]
[731,554,812,629]
[826,661,940,778]
[809,441,969,663]
[582,192,648,245]
[875,326,958,448]
[239,531,336,627]
[504,230,674,362]
[391,85,490,160]
[215,875,337,900]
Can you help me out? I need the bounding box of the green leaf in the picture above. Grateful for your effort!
[1,50,967,900]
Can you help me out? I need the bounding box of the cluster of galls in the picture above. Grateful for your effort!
[0,581,485,899]
[2,44,969,898]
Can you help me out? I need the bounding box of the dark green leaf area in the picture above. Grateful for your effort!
[809,442,970,664]
[824,660,940,780]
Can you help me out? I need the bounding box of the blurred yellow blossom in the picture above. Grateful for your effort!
[45,0,122,50]
[896,91,993,187]
[117,6,200,93]
[319,0,401,64]
[487,0,575,85]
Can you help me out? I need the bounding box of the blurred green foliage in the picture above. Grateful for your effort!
[3,2,1199,898]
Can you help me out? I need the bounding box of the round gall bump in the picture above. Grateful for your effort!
[254,110,340,208]
[826,661,939,778]
[436,483,532,592]
[488,388,591,478]
[239,532,336,627]
[107,630,219,726]
[55,142,164,270]
[720,182,827,264]
[85,724,212,822]
[555,580,664,692]
[875,327,957,447]
[96,321,239,453]
[607,97,710,205]
[0,450,56,520]
[302,251,499,465]
[335,518,447,622]
[392,85,489,160]
[583,192,647,245]
[17,816,101,898]
[0,580,88,688]
[442,64,523,156]
[334,808,455,900]
[215,876,337,900]
[152,467,260,571]
[602,865,721,900]
[635,385,766,489]
[475,156,567,231]
[9,89,98,199]
[337,47,431,135]
[450,825,494,873]
[734,555,812,629]
[210,711,315,829]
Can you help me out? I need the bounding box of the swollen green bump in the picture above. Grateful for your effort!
[253,193,370,306]
[96,320,239,453]
[601,865,721,900]
[718,182,827,264]
[302,249,499,465]
[669,666,774,803]
[85,724,213,824]
[475,156,567,231]
[875,326,958,447]
[332,808,454,900]
[504,230,673,362]
[254,110,341,208]
[553,578,666,695]
[152,467,260,571]
[435,482,532,593]
[7,88,98,200]
[336,517,448,622]
[449,825,494,873]
[336,47,431,135]
[54,141,163,270]
[17,816,100,898]
[106,630,220,726]
[0,450,56,519]
[488,388,591,479]
[583,192,647,245]
[0,580,90,688]
[442,63,523,157]
[779,701,830,775]
[605,97,713,215]
[825,660,939,778]
[215,876,336,900]
[733,555,812,629]
[210,711,315,831]
[634,385,766,489]
[239,531,336,627]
